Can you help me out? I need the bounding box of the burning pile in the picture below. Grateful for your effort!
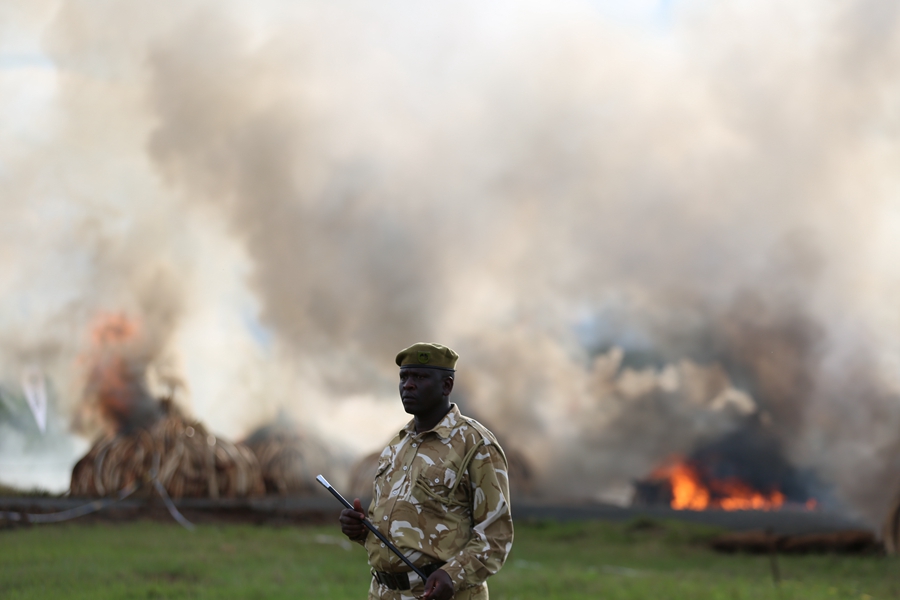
[69,314,264,499]
[242,416,325,496]
[634,427,818,511]
[71,399,264,498]
[640,459,787,511]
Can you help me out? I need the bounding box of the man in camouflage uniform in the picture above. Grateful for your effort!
[340,343,513,600]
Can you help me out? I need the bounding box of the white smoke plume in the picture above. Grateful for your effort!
[1,0,900,524]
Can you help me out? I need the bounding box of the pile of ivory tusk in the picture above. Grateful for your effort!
[70,401,264,499]
[242,420,321,496]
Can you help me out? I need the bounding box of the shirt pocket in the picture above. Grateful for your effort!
[414,465,469,519]
[372,459,391,501]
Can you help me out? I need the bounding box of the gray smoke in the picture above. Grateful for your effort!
[1,0,900,523]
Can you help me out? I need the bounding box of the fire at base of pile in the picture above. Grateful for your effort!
[632,426,819,512]
[71,400,265,499]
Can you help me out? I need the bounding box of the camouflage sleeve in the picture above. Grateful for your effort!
[439,443,514,589]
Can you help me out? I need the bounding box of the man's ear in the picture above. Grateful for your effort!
[442,375,455,396]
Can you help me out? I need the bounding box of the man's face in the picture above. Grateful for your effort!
[399,367,449,416]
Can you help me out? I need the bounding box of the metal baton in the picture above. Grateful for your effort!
[316,474,428,581]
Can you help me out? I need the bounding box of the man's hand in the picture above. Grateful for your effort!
[421,568,453,600]
[339,497,368,542]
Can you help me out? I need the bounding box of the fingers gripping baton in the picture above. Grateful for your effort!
[316,474,428,581]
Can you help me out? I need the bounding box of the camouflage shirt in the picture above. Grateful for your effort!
[364,404,513,592]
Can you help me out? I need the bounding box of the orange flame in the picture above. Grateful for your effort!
[652,459,786,511]
[82,313,152,432]
[665,462,710,510]
[90,313,141,346]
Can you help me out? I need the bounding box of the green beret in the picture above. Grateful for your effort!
[396,342,459,371]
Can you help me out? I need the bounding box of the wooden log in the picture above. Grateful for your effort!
[883,493,900,555]
[710,530,880,554]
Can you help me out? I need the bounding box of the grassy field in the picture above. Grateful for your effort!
[0,517,897,599]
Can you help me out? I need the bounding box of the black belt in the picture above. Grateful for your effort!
[373,562,446,590]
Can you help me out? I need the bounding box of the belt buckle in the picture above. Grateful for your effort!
[374,562,444,591]
[394,572,410,590]
[374,570,410,590]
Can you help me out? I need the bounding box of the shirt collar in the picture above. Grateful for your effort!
[401,403,461,440]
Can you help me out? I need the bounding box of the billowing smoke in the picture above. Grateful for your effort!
[2,0,900,524]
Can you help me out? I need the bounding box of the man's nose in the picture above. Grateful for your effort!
[402,378,415,389]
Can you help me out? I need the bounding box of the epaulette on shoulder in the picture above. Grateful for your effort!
[460,417,508,467]
[461,416,496,445]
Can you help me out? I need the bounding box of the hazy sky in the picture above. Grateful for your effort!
[2,1,900,524]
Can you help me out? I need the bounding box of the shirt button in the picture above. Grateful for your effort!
[403,466,408,471]
[412,443,417,447]
[383,516,388,521]
[434,478,439,483]
[380,543,385,548]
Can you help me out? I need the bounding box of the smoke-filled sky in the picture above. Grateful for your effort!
[2,0,900,524]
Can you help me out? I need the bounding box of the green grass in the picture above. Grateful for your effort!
[0,517,897,599]
[0,484,59,497]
